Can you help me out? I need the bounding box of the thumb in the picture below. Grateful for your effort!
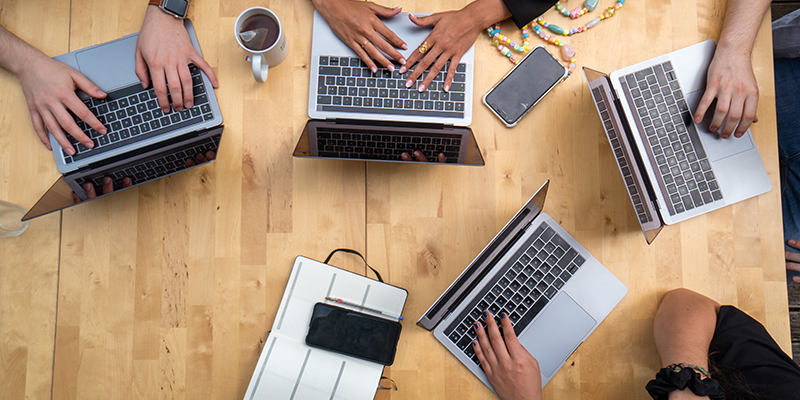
[72,71,106,99]
[369,3,402,18]
[409,12,440,27]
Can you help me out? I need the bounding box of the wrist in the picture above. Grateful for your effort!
[468,0,512,29]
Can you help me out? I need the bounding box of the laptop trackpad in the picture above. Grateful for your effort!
[75,35,140,91]
[517,293,595,378]
[685,90,754,162]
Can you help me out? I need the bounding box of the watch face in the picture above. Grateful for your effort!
[162,0,187,17]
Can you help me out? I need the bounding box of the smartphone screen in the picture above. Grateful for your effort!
[305,303,402,365]
[483,46,567,126]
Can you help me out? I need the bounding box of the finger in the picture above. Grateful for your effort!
[351,38,378,74]
[499,312,525,356]
[413,150,429,162]
[191,55,218,88]
[794,276,800,284]
[484,311,510,362]
[372,21,407,58]
[473,320,497,369]
[102,177,113,195]
[185,157,196,168]
[787,262,800,273]
[709,94,731,135]
[135,48,150,89]
[52,107,92,149]
[437,153,446,163]
[29,110,52,150]
[364,41,393,72]
[788,239,800,251]
[401,152,413,161]
[442,55,460,92]
[368,3,402,18]
[407,47,440,88]
[71,69,106,100]
[41,110,75,156]
[72,192,81,204]
[368,30,405,68]
[195,153,207,163]
[67,98,105,143]
[84,182,97,199]
[734,95,758,138]
[205,150,216,160]
[166,68,185,111]
[419,55,447,92]
[151,69,171,113]
[122,177,133,188]
[693,88,717,125]
[178,64,194,110]
[786,249,800,263]
[720,95,744,138]
[409,12,442,28]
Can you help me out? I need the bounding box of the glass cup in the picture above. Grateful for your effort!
[0,200,30,238]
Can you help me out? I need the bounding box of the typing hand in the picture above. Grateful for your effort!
[473,311,543,400]
[135,6,218,113]
[400,151,446,163]
[313,0,407,72]
[693,49,758,139]
[17,55,107,155]
[72,176,133,203]
[402,0,510,93]
[786,239,800,283]
[184,150,216,167]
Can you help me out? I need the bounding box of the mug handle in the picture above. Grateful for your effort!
[252,54,269,82]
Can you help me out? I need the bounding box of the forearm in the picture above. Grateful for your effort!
[466,0,512,29]
[716,0,771,60]
[0,24,48,76]
[653,289,720,369]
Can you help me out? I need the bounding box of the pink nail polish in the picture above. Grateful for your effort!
[443,85,450,92]
[399,66,407,73]
[387,64,395,72]
[405,79,412,88]
[401,44,408,50]
[400,58,406,65]
[418,84,425,92]
[371,66,378,73]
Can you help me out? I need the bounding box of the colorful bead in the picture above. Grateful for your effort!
[585,0,599,11]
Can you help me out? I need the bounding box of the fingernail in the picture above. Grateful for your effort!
[444,84,450,92]
[401,43,408,50]
[186,102,193,108]
[99,128,107,134]
[418,84,425,92]
[472,340,478,347]
[791,240,797,245]
[405,79,412,88]
[473,322,480,329]
[500,312,507,320]
[84,142,94,148]
[371,66,378,73]
[163,107,170,113]
[399,57,406,65]
[387,64,395,72]
[394,6,401,10]
[694,117,701,123]
[482,311,488,319]
[66,147,75,155]
[399,66,407,73]
[104,177,112,183]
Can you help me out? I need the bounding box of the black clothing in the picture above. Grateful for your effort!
[709,306,800,399]
[501,0,559,28]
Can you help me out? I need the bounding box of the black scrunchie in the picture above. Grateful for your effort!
[646,367,726,400]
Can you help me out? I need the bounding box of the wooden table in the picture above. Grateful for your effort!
[0,0,787,399]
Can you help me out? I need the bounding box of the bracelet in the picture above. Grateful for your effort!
[645,364,726,400]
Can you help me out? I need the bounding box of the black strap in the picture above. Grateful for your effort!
[324,248,384,283]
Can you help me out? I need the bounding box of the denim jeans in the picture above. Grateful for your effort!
[776,57,800,281]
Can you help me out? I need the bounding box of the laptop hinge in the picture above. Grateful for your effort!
[325,118,452,130]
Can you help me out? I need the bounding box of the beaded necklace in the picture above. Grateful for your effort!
[486,0,625,80]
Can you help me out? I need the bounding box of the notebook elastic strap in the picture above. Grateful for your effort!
[324,248,384,283]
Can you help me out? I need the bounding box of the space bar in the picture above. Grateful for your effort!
[319,105,463,118]
[513,297,549,336]
[71,116,204,162]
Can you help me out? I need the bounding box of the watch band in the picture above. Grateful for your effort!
[148,0,160,6]
[148,0,188,18]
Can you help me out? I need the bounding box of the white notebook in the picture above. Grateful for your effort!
[244,256,408,400]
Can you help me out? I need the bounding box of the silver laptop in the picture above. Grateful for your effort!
[418,181,627,390]
[49,19,223,178]
[22,20,224,221]
[584,40,771,243]
[294,11,483,165]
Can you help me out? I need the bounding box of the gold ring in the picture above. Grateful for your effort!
[360,39,369,48]
[418,41,430,54]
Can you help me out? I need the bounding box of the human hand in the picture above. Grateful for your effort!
[312,0,408,72]
[72,176,133,203]
[16,54,107,155]
[693,49,758,139]
[786,239,800,283]
[184,150,216,167]
[473,311,543,400]
[400,150,445,162]
[402,0,510,92]
[135,6,218,114]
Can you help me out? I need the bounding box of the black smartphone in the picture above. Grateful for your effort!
[305,302,402,366]
[483,45,568,127]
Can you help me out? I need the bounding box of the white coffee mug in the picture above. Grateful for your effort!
[234,7,288,83]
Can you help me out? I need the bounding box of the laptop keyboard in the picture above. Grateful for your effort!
[75,133,221,193]
[316,130,461,162]
[591,86,653,224]
[622,61,722,215]
[444,222,586,366]
[63,65,214,164]
[315,56,467,119]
